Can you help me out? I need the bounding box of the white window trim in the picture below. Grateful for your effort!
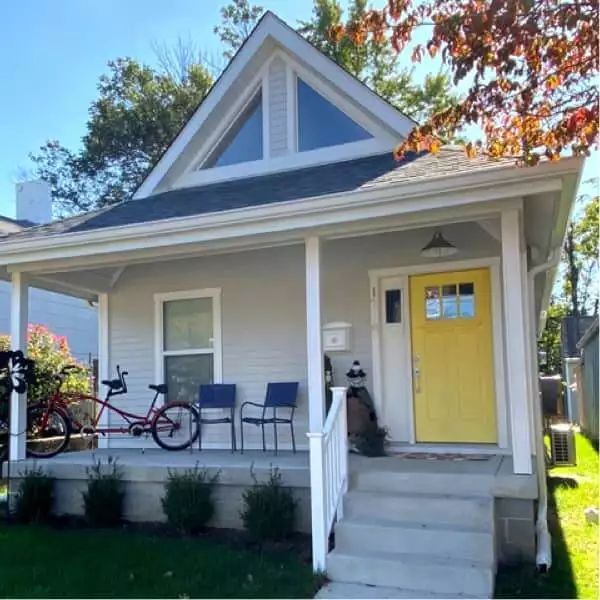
[154,288,223,396]
[174,49,397,190]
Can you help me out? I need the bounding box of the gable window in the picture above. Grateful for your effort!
[297,78,372,152]
[203,92,263,168]
[156,289,222,403]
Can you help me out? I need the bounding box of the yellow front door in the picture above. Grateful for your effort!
[409,268,497,443]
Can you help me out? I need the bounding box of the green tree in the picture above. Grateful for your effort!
[31,58,213,215]
[214,0,265,61]
[538,189,599,374]
[299,0,458,124]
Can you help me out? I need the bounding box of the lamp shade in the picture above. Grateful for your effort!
[420,230,457,258]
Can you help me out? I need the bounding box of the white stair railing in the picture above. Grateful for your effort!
[307,386,348,571]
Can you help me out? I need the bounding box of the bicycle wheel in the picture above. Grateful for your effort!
[151,402,198,451]
[26,404,71,458]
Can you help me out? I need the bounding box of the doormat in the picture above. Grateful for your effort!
[395,452,492,461]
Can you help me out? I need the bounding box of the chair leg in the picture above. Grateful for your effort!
[290,421,296,454]
[231,409,236,453]
[198,410,202,452]
[240,416,244,454]
[274,420,278,456]
[261,422,266,452]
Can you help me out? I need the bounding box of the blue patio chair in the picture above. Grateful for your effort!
[197,384,237,452]
[240,382,299,454]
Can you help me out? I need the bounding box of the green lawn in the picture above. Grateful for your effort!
[0,526,319,598]
[495,434,599,599]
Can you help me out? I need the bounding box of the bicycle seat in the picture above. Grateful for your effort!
[102,379,123,391]
[148,384,168,395]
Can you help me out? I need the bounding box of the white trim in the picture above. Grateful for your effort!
[178,138,391,188]
[0,162,577,270]
[501,207,533,474]
[153,288,223,393]
[9,272,28,460]
[97,293,110,449]
[369,256,509,450]
[389,443,510,456]
[306,236,325,432]
[133,13,415,199]
[109,266,126,290]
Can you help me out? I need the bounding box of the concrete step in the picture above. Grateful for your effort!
[326,549,494,598]
[343,490,493,531]
[351,467,496,497]
[316,581,479,599]
[334,515,495,563]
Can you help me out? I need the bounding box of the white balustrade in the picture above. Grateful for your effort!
[308,386,348,571]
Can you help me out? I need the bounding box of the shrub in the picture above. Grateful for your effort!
[0,325,89,408]
[241,467,297,542]
[353,421,389,457]
[13,465,55,523]
[83,456,125,527]
[161,465,220,534]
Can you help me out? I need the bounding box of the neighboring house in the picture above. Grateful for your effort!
[0,182,97,363]
[0,12,584,597]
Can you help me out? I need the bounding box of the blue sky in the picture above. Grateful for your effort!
[0,0,596,218]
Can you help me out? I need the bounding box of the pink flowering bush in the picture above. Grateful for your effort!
[0,325,89,406]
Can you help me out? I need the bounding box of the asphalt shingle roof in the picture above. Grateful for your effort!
[0,148,514,242]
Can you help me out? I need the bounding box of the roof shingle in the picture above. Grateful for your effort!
[0,148,514,242]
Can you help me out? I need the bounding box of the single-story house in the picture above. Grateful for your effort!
[0,12,584,598]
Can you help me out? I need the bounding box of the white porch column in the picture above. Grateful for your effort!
[305,236,325,432]
[97,293,110,449]
[501,208,533,475]
[10,272,29,461]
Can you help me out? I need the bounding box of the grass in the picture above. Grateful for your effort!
[495,434,599,599]
[0,525,319,598]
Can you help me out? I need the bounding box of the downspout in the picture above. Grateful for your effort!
[527,249,561,571]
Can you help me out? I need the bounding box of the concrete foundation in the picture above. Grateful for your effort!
[495,497,537,564]
[9,448,312,532]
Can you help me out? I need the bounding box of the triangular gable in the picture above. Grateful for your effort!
[134,11,416,199]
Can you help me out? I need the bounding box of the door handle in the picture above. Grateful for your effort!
[413,355,421,393]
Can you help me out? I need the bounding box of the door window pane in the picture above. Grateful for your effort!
[442,284,458,319]
[385,289,402,323]
[459,282,475,317]
[164,354,213,403]
[297,78,372,151]
[425,287,441,320]
[164,298,213,351]
[203,92,263,168]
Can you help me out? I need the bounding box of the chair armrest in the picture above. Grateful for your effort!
[240,401,264,409]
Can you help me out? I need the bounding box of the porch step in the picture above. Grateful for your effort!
[351,465,497,497]
[343,490,493,531]
[334,515,495,563]
[316,581,479,599]
[325,549,494,598]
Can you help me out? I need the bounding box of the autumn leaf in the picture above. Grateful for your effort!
[362,0,599,163]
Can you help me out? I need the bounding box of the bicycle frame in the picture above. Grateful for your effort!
[42,368,181,437]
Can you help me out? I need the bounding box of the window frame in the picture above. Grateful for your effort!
[154,288,223,398]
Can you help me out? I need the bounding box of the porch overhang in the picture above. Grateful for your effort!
[0,156,583,304]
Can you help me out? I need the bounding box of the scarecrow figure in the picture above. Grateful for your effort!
[345,360,377,436]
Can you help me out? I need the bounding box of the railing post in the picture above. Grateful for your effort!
[333,387,349,495]
[308,431,327,572]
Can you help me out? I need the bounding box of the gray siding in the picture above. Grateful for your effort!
[105,223,499,449]
[0,282,98,362]
[268,57,288,157]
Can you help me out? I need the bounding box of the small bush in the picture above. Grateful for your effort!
[161,465,220,534]
[241,467,297,542]
[82,456,124,527]
[13,465,54,523]
[353,421,389,457]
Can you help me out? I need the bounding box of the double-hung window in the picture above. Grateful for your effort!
[155,289,222,403]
